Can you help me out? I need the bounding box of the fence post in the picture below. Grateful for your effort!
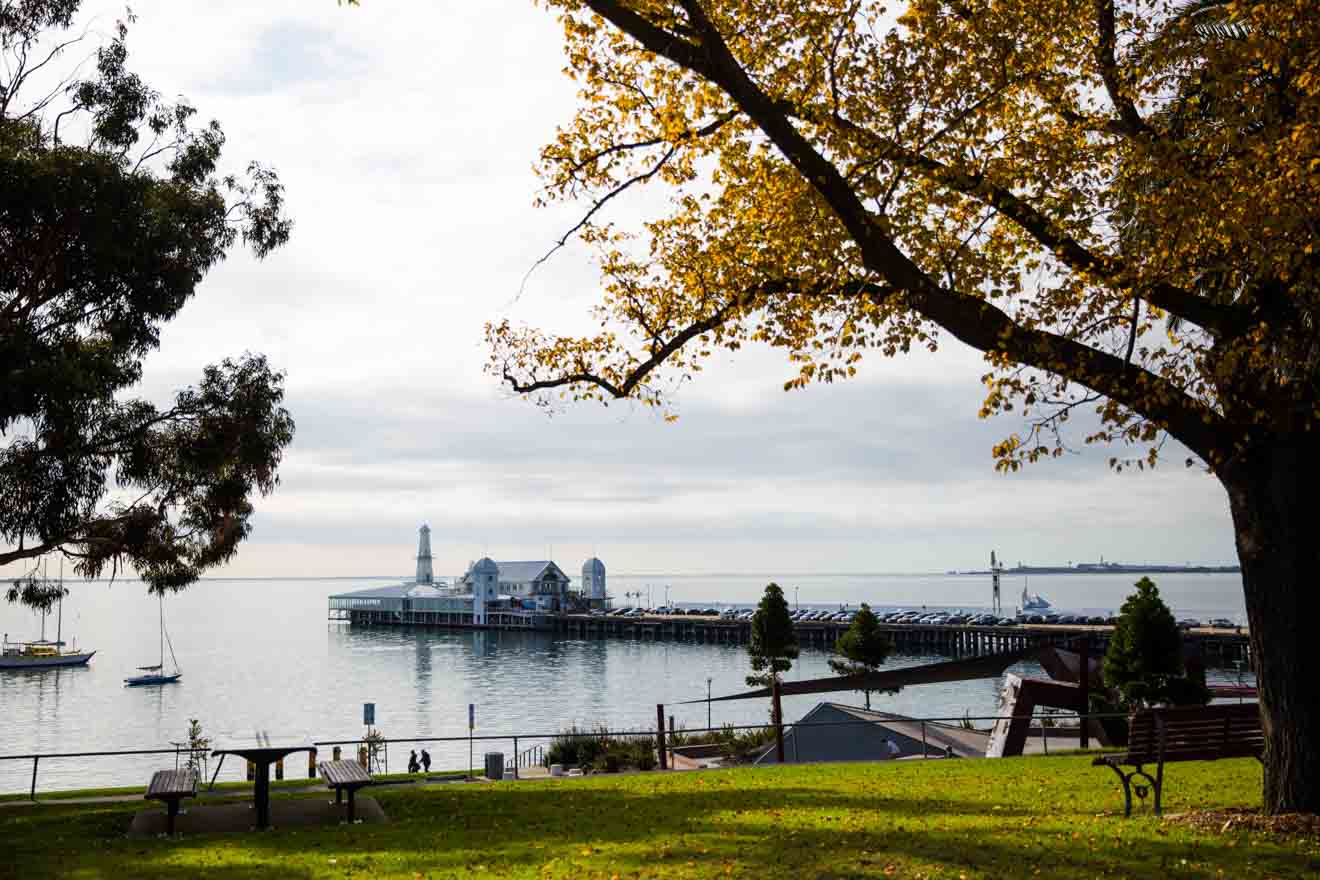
[308,748,317,779]
[30,756,39,801]
[513,736,519,780]
[772,677,785,763]
[656,703,667,770]
[921,721,928,758]
[1079,637,1090,750]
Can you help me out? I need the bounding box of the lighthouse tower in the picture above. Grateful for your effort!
[415,525,434,585]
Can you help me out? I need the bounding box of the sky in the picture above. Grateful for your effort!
[3,1,1239,580]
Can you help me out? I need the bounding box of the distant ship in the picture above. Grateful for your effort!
[1020,585,1051,611]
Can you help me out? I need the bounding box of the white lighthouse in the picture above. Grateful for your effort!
[416,525,434,585]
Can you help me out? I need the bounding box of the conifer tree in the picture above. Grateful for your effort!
[1104,578,1209,710]
[829,603,893,709]
[746,582,799,688]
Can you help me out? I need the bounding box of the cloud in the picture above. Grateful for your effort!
[0,1,1240,583]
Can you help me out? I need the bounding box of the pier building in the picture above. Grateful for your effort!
[327,526,602,628]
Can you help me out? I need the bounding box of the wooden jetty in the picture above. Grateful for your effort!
[331,607,1251,666]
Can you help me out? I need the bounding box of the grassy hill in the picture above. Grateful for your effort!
[3,755,1316,878]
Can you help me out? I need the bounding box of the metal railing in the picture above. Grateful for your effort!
[1,710,1133,799]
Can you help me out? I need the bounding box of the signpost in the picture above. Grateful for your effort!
[468,703,475,780]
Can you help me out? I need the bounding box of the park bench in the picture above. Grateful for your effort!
[318,759,373,822]
[144,769,197,835]
[1093,703,1263,816]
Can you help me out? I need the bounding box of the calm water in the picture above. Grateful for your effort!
[0,572,1250,793]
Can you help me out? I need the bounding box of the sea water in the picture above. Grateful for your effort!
[0,572,1250,793]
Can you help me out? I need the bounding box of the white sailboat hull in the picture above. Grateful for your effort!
[0,650,95,669]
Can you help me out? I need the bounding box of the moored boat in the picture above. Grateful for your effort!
[0,638,95,669]
[125,593,181,686]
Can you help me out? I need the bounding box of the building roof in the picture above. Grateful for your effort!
[490,560,567,583]
[582,557,606,576]
[327,582,450,600]
[756,702,989,765]
[827,703,989,757]
[471,557,499,575]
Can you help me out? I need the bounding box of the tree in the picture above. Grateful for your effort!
[828,603,893,709]
[1,3,294,599]
[1104,577,1209,711]
[746,582,798,688]
[485,0,1319,812]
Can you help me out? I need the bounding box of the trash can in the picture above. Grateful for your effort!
[483,752,505,780]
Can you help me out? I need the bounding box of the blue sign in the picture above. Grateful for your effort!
[468,703,475,731]
[363,702,375,726]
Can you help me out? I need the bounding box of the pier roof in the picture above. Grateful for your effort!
[327,582,449,600]
[490,560,565,582]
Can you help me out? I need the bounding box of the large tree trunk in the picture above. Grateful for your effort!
[1222,440,1320,814]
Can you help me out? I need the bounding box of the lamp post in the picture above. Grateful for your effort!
[706,677,713,730]
[665,584,671,609]
[794,586,799,611]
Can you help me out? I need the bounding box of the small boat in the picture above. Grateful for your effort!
[1,563,95,670]
[125,594,181,686]
[0,638,95,669]
[1020,584,1051,611]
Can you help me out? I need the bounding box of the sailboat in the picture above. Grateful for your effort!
[1,561,95,670]
[124,593,181,686]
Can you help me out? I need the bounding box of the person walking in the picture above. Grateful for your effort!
[885,737,900,759]
[420,749,431,773]
[408,749,420,773]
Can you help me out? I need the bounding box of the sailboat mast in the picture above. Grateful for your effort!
[158,593,164,668]
[56,558,63,648]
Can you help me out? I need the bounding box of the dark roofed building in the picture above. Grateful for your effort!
[754,702,988,765]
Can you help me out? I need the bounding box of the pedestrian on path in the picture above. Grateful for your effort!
[421,749,431,773]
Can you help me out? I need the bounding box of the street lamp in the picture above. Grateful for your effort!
[706,677,713,729]
[665,584,671,609]
[794,586,799,611]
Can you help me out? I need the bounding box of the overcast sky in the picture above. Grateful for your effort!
[7,1,1238,579]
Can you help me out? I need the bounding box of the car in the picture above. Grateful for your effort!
[1177,618,1201,630]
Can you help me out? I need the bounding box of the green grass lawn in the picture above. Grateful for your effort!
[3,755,1316,879]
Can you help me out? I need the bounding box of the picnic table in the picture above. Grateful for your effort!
[211,732,312,830]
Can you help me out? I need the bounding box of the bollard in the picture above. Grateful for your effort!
[333,745,341,762]
[246,760,255,781]
[275,757,284,780]
[358,746,368,769]
[309,748,317,778]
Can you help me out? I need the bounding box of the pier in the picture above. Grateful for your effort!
[328,608,1251,666]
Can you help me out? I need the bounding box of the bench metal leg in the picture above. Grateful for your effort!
[335,786,342,804]
[347,787,356,823]
[1103,764,1158,818]
[167,799,179,835]
[1103,764,1134,817]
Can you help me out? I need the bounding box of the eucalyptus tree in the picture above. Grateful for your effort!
[1,2,294,599]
